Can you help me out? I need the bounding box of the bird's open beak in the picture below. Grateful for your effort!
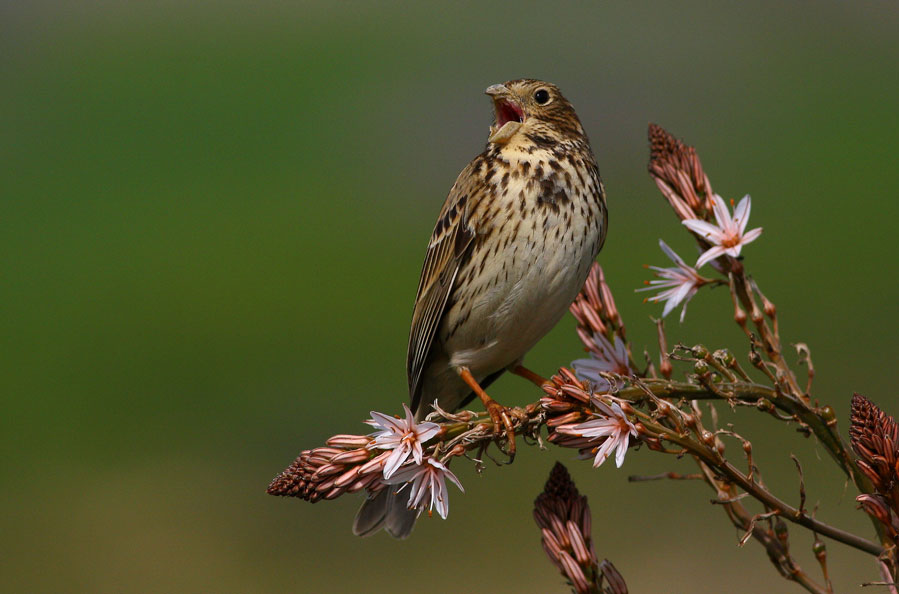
[485,84,524,144]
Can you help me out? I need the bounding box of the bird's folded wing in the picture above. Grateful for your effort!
[407,181,478,412]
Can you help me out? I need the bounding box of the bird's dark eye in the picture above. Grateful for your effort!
[534,89,550,105]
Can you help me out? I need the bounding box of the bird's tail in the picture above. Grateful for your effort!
[352,488,419,539]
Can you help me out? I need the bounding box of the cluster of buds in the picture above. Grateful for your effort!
[570,263,624,342]
[569,264,636,389]
[267,434,387,502]
[850,393,899,541]
[648,122,713,221]
[268,405,464,519]
[534,462,627,594]
[541,368,639,469]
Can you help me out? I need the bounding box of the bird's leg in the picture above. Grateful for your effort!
[510,364,551,388]
[456,366,516,461]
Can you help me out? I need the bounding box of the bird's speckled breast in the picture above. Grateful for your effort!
[441,144,604,378]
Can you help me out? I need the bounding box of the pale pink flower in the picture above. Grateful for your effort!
[682,194,762,268]
[572,334,631,391]
[365,404,440,479]
[556,399,637,468]
[638,239,711,322]
[385,457,464,519]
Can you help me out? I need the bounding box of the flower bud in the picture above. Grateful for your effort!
[326,434,373,448]
[691,344,709,359]
[710,350,731,368]
[748,350,762,367]
[660,357,673,379]
[644,436,663,451]
[655,400,672,416]
[750,306,764,324]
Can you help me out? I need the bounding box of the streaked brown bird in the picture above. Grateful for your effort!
[354,79,607,538]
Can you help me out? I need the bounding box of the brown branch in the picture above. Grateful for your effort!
[636,413,882,556]
[695,460,830,594]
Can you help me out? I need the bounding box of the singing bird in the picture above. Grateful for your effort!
[354,79,607,538]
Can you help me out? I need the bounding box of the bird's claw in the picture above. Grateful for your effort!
[485,401,516,463]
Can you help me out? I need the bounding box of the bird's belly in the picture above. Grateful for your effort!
[442,211,599,379]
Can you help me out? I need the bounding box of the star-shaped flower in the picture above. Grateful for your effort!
[365,404,440,479]
[556,399,638,468]
[638,239,711,322]
[682,194,762,268]
[572,334,631,391]
[385,457,464,519]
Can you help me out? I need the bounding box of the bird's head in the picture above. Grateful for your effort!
[485,79,585,146]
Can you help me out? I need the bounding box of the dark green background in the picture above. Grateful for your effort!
[3,1,897,592]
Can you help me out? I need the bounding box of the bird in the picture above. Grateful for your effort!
[353,79,607,538]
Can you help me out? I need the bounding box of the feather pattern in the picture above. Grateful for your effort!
[407,162,479,410]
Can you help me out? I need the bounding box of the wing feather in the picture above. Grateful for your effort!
[406,163,481,411]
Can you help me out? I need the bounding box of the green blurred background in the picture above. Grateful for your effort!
[3,1,897,592]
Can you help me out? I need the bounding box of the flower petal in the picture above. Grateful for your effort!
[661,295,678,318]
[682,219,722,240]
[741,227,763,246]
[678,288,697,322]
[442,466,464,492]
[382,444,409,479]
[658,239,687,267]
[416,423,440,443]
[572,357,616,374]
[367,410,403,433]
[673,281,694,306]
[695,245,727,268]
[709,194,731,230]
[614,434,630,467]
[592,437,616,468]
[733,195,752,233]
